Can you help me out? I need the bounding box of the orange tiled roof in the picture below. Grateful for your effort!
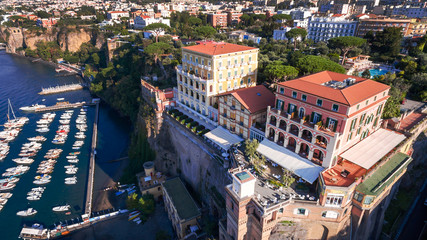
[278,71,390,106]
[182,41,257,56]
[220,85,275,113]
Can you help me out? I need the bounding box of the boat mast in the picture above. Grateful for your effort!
[8,99,16,120]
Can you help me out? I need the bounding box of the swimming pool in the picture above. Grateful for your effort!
[359,69,390,78]
[369,69,389,77]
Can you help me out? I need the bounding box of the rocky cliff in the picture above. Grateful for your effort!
[0,26,103,54]
[142,112,230,216]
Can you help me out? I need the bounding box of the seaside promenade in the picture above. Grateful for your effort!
[85,101,99,216]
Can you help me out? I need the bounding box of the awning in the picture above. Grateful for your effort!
[256,139,324,184]
[340,128,406,169]
[203,126,243,151]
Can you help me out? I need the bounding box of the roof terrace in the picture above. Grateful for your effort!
[356,152,412,196]
[322,160,366,187]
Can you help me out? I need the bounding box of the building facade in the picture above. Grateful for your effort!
[356,17,412,37]
[264,71,389,169]
[107,11,129,20]
[308,16,357,42]
[162,177,202,239]
[217,85,274,139]
[207,13,228,28]
[219,71,415,240]
[176,41,258,124]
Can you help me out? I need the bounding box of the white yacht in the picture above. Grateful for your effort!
[19,104,46,112]
[52,204,70,212]
[12,158,34,165]
[17,208,37,216]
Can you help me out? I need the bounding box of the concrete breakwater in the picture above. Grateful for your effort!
[39,84,83,95]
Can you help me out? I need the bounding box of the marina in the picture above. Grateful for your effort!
[38,84,83,95]
[0,52,131,239]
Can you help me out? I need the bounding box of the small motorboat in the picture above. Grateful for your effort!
[52,204,70,212]
[17,208,37,216]
[67,159,79,163]
[36,128,49,133]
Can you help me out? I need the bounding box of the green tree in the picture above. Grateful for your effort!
[282,169,295,188]
[244,139,259,162]
[144,23,170,43]
[295,55,346,74]
[64,55,79,64]
[36,11,51,18]
[195,26,217,40]
[361,69,371,79]
[91,52,100,66]
[409,73,427,101]
[144,42,171,63]
[328,36,367,65]
[272,14,291,22]
[285,28,307,48]
[367,27,403,57]
[188,16,202,26]
[264,61,298,83]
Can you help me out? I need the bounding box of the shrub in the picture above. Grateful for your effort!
[198,129,210,136]
[196,125,205,131]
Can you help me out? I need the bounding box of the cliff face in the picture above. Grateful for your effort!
[23,28,57,50]
[0,27,24,54]
[0,26,99,54]
[142,113,230,216]
[58,28,92,52]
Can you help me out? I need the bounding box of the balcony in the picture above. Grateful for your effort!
[269,109,336,137]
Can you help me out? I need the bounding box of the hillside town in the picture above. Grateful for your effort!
[0,0,427,240]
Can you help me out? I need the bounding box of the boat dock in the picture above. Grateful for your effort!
[19,209,128,240]
[84,101,99,216]
[55,64,77,73]
[34,102,89,113]
[38,84,83,95]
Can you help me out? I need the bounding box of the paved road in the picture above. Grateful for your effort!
[397,185,427,240]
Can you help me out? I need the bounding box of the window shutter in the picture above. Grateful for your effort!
[326,118,330,129]
[276,99,280,109]
[287,103,291,114]
[311,112,315,122]
[319,114,323,124]
[333,121,338,132]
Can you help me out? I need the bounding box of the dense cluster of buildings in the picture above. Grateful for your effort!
[165,40,427,239]
[2,0,427,43]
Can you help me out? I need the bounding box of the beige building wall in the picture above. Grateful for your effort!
[177,48,258,118]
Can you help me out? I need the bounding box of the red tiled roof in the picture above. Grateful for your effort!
[182,41,258,56]
[109,11,128,14]
[278,71,390,106]
[219,85,275,113]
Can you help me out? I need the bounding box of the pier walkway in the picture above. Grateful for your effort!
[39,83,83,95]
[34,102,89,113]
[85,101,99,216]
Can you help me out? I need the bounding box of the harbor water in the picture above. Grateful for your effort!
[0,52,131,239]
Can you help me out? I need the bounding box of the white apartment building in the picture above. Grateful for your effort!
[176,41,258,125]
[107,11,129,20]
[278,7,313,20]
[133,16,170,29]
[273,26,304,41]
[308,16,357,42]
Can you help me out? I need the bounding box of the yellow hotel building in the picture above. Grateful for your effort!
[176,41,258,124]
